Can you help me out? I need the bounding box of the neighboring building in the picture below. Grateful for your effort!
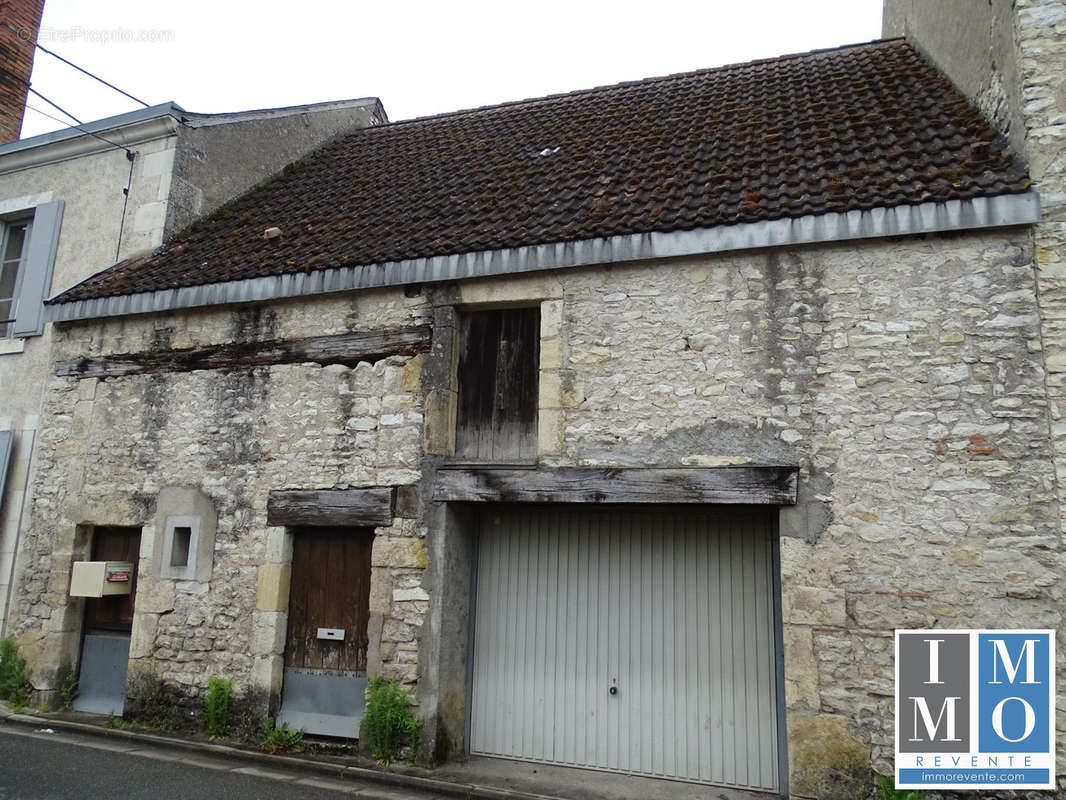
[5,5,1065,799]
[0,98,387,637]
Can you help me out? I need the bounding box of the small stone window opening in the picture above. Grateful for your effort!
[161,516,200,580]
[170,526,192,567]
[455,307,540,461]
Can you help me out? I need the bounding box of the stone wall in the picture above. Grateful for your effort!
[879,3,1065,789]
[398,229,1062,782]
[1016,0,1066,542]
[536,231,1062,780]
[11,289,430,704]
[10,227,1062,785]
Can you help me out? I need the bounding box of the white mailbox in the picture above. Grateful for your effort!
[70,561,134,597]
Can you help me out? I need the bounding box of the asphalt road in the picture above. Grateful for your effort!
[0,724,443,800]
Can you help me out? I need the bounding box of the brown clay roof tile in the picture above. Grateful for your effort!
[54,38,1030,303]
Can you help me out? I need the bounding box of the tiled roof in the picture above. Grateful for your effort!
[55,38,1030,304]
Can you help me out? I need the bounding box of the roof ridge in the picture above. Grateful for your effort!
[370,37,909,133]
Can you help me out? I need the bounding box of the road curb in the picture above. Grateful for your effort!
[0,709,565,800]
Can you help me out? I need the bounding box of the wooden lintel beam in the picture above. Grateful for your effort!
[432,466,798,505]
[55,325,432,378]
[266,488,395,527]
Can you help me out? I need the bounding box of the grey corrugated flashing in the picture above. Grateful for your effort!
[46,190,1041,324]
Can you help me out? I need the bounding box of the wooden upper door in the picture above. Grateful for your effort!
[84,526,141,633]
[455,307,540,461]
[285,527,373,675]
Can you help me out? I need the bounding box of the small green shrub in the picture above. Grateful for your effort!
[56,667,79,710]
[0,637,28,707]
[362,676,421,765]
[105,715,134,730]
[876,774,925,800]
[203,677,232,738]
[259,717,305,753]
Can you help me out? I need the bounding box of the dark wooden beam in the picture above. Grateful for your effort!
[392,485,422,519]
[432,466,798,505]
[56,325,432,378]
[267,488,395,527]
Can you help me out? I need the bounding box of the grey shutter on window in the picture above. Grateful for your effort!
[0,431,12,510]
[12,200,64,337]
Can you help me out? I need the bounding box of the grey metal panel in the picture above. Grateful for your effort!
[73,633,130,716]
[469,506,780,791]
[13,201,63,337]
[277,669,366,738]
[45,191,1041,323]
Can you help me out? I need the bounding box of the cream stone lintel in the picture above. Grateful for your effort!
[458,273,563,306]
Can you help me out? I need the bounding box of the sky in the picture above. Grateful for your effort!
[20,0,884,138]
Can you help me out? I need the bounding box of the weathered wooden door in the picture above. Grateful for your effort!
[456,307,540,461]
[279,527,373,737]
[75,526,141,715]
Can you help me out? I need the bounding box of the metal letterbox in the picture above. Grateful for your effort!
[70,561,134,597]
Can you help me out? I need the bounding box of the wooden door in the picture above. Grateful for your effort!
[285,527,373,674]
[456,307,540,461]
[84,526,141,633]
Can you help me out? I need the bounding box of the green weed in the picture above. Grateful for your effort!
[203,677,232,738]
[362,677,421,766]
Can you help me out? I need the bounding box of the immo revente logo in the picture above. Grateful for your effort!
[895,630,1055,790]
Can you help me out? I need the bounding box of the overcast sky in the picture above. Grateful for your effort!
[21,0,884,138]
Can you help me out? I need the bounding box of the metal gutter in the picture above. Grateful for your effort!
[46,190,1042,323]
[0,115,181,175]
[0,102,183,153]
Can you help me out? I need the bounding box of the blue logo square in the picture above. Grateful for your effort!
[977,632,1051,753]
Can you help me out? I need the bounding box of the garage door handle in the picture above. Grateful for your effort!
[608,686,618,696]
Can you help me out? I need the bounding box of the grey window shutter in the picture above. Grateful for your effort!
[0,431,12,512]
[12,200,64,337]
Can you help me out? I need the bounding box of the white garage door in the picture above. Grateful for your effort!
[469,506,781,791]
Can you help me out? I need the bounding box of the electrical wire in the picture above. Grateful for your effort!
[25,88,134,154]
[24,99,138,260]
[33,40,150,108]
[3,23,150,109]
[115,149,136,261]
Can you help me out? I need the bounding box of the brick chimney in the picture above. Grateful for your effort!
[0,0,45,143]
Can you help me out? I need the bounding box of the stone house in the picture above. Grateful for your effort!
[5,2,1065,796]
[0,94,387,635]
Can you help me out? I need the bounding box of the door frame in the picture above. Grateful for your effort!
[463,503,790,794]
[73,524,142,716]
[277,524,375,738]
